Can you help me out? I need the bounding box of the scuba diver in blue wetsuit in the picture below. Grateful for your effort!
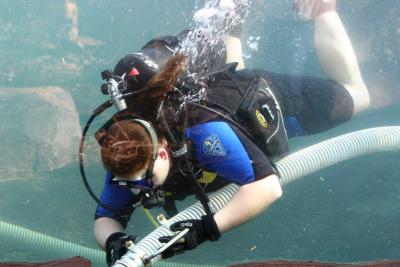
[90,0,370,265]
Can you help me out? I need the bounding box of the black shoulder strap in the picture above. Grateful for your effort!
[157,89,216,217]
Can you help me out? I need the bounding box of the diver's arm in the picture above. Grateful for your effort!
[313,9,370,114]
[94,217,125,250]
[213,174,282,233]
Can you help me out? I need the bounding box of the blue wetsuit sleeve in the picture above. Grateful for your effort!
[186,121,255,185]
[95,172,138,227]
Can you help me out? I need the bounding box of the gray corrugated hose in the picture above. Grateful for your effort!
[0,220,106,266]
[114,126,400,267]
[0,127,398,267]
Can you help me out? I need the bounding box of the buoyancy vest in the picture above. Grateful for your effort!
[201,64,289,159]
[160,63,289,160]
[158,64,290,217]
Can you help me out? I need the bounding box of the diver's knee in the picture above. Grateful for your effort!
[347,83,371,115]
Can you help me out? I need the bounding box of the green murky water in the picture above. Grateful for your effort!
[0,1,399,266]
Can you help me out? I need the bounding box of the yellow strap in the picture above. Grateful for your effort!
[198,171,217,184]
[143,208,159,228]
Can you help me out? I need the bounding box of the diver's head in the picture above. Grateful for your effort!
[113,35,181,94]
[99,120,170,191]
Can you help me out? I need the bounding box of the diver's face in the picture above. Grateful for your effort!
[127,145,170,189]
[124,140,170,194]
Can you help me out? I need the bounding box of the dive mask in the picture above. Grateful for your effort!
[109,175,154,192]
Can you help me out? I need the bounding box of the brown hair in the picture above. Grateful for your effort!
[136,53,187,116]
[100,120,153,177]
[100,53,187,177]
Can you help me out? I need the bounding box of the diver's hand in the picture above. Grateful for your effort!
[105,232,138,266]
[158,214,220,258]
[294,0,336,21]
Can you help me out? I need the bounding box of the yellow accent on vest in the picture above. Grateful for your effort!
[198,171,217,184]
[255,109,268,128]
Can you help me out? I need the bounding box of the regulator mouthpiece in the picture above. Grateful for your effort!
[100,69,128,111]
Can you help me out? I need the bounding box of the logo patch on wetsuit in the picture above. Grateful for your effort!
[203,134,226,156]
[255,109,268,128]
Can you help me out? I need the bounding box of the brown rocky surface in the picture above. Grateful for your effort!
[0,86,81,179]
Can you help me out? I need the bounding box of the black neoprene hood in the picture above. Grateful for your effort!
[113,35,181,93]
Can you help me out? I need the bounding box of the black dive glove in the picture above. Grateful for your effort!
[158,214,220,258]
[105,232,138,266]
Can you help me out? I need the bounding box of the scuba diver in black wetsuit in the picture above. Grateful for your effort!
[89,0,370,265]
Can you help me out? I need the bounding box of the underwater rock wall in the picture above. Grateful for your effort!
[0,87,81,179]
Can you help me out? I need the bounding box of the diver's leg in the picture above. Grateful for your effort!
[314,11,370,115]
[295,0,370,115]
[224,35,245,70]
[222,0,246,70]
[194,0,246,69]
